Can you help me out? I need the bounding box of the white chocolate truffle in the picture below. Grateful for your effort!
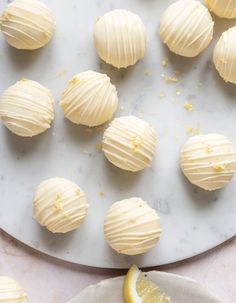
[93,9,147,68]
[33,178,89,233]
[205,0,236,19]
[0,276,28,302]
[102,116,156,172]
[104,198,161,255]
[180,134,236,191]
[0,79,54,137]
[60,71,118,127]
[213,27,236,84]
[0,0,56,50]
[160,0,214,57]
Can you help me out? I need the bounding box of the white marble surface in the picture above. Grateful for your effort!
[0,230,235,303]
[0,0,236,268]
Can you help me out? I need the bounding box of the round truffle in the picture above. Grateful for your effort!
[205,0,236,19]
[93,9,147,68]
[104,197,161,255]
[33,178,89,233]
[160,0,214,57]
[0,276,28,302]
[102,116,156,172]
[213,27,236,84]
[0,0,56,50]
[60,71,118,127]
[0,79,54,137]
[180,134,236,191]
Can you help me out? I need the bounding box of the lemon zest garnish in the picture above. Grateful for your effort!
[212,164,226,172]
[131,135,143,150]
[206,145,213,153]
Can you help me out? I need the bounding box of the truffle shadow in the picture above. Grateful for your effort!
[2,125,54,157]
[101,158,145,191]
[63,119,101,144]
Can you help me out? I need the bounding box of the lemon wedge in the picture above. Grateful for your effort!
[124,265,171,303]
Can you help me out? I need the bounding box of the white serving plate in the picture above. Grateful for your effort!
[0,0,236,268]
[67,271,222,303]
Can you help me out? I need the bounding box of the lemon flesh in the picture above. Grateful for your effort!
[124,265,171,303]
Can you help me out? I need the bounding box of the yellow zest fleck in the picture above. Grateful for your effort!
[162,56,169,67]
[186,127,194,134]
[69,76,80,85]
[76,189,81,196]
[20,77,28,82]
[206,145,213,153]
[99,191,105,198]
[184,101,193,111]
[212,164,226,172]
[175,88,181,96]
[95,126,104,133]
[131,135,143,150]
[96,143,102,150]
[54,194,62,211]
[144,69,150,76]
[161,74,178,84]
[158,91,166,98]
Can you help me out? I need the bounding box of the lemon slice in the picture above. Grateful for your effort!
[124,265,171,303]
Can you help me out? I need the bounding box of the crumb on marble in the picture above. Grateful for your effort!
[175,88,181,96]
[162,56,169,67]
[96,143,102,150]
[144,69,151,76]
[184,101,193,111]
[161,74,178,84]
[159,91,166,98]
[95,126,104,133]
[99,191,105,198]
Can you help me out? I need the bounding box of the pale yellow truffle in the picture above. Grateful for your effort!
[0,79,54,137]
[205,0,236,19]
[33,178,89,233]
[93,9,147,68]
[160,0,214,57]
[104,197,161,255]
[102,116,156,172]
[60,71,118,127]
[0,276,28,303]
[0,0,56,50]
[180,134,236,191]
[213,27,236,84]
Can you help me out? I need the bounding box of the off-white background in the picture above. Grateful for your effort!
[0,230,235,303]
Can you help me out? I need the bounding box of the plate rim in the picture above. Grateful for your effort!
[66,271,222,303]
